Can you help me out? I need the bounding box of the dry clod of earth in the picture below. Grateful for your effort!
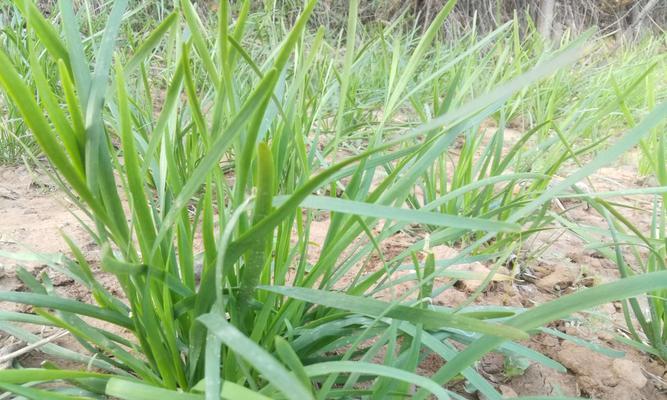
[509,362,579,397]
[612,358,648,389]
[535,263,580,292]
[555,340,659,399]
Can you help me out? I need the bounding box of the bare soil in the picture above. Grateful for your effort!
[1,149,666,398]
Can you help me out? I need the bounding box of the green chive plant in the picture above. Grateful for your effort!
[556,179,667,362]
[602,68,666,361]
[563,72,667,361]
[0,3,39,164]
[0,0,667,399]
[604,196,667,362]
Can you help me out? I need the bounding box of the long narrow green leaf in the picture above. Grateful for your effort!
[404,31,593,139]
[274,336,312,391]
[11,0,69,65]
[29,51,83,176]
[0,292,132,329]
[180,0,219,87]
[385,0,457,116]
[198,313,314,400]
[0,382,90,400]
[106,378,201,400]
[263,0,317,74]
[510,101,667,222]
[59,0,91,103]
[259,286,527,339]
[192,379,273,400]
[225,138,410,265]
[304,361,451,400]
[58,59,87,154]
[0,368,108,383]
[125,12,178,74]
[152,69,278,253]
[87,0,128,123]
[0,321,128,374]
[115,62,159,261]
[239,142,275,329]
[416,271,667,398]
[0,49,105,222]
[332,0,358,145]
[278,195,520,232]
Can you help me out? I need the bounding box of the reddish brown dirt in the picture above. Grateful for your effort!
[0,165,92,262]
